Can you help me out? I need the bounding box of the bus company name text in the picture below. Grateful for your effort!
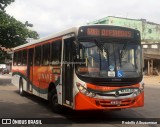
[39,73,52,81]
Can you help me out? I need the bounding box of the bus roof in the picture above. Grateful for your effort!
[14,27,79,50]
[14,24,139,51]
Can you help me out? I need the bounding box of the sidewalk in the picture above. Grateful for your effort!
[143,75,160,85]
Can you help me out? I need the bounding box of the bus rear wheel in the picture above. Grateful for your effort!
[49,89,63,113]
[19,78,25,96]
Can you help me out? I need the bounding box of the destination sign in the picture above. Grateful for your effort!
[87,28,132,38]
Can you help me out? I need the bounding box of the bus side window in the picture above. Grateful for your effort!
[42,43,50,66]
[51,40,61,65]
[22,50,27,66]
[35,46,42,66]
[17,51,22,66]
[13,52,18,66]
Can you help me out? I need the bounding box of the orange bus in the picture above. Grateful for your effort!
[12,25,144,113]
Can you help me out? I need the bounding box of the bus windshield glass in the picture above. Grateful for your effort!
[76,41,142,78]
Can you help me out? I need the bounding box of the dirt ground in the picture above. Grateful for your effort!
[143,75,160,85]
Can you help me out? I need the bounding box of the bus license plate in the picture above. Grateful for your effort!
[110,100,121,105]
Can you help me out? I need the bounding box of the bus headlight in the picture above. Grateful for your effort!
[76,82,96,98]
[133,90,140,97]
[132,82,144,97]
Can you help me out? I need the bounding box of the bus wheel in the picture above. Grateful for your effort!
[19,78,24,96]
[49,90,63,113]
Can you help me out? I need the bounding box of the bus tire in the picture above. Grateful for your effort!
[19,78,25,96]
[49,89,63,113]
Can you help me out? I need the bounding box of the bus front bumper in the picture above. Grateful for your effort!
[75,92,144,110]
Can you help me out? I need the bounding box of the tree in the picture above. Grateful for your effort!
[0,11,39,48]
[0,0,14,11]
[0,0,39,48]
[0,0,39,63]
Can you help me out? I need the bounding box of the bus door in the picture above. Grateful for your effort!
[27,48,34,92]
[62,34,75,107]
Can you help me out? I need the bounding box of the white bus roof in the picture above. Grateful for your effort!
[14,26,79,50]
[14,24,138,51]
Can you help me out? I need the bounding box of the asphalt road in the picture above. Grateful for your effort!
[0,74,160,127]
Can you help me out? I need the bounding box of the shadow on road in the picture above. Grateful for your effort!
[14,90,49,106]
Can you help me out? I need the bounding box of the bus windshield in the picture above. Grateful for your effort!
[76,41,142,78]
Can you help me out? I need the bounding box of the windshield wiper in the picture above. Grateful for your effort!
[119,43,127,66]
[120,43,127,58]
[94,39,110,58]
[94,39,110,67]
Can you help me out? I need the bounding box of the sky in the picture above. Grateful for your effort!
[6,0,160,38]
